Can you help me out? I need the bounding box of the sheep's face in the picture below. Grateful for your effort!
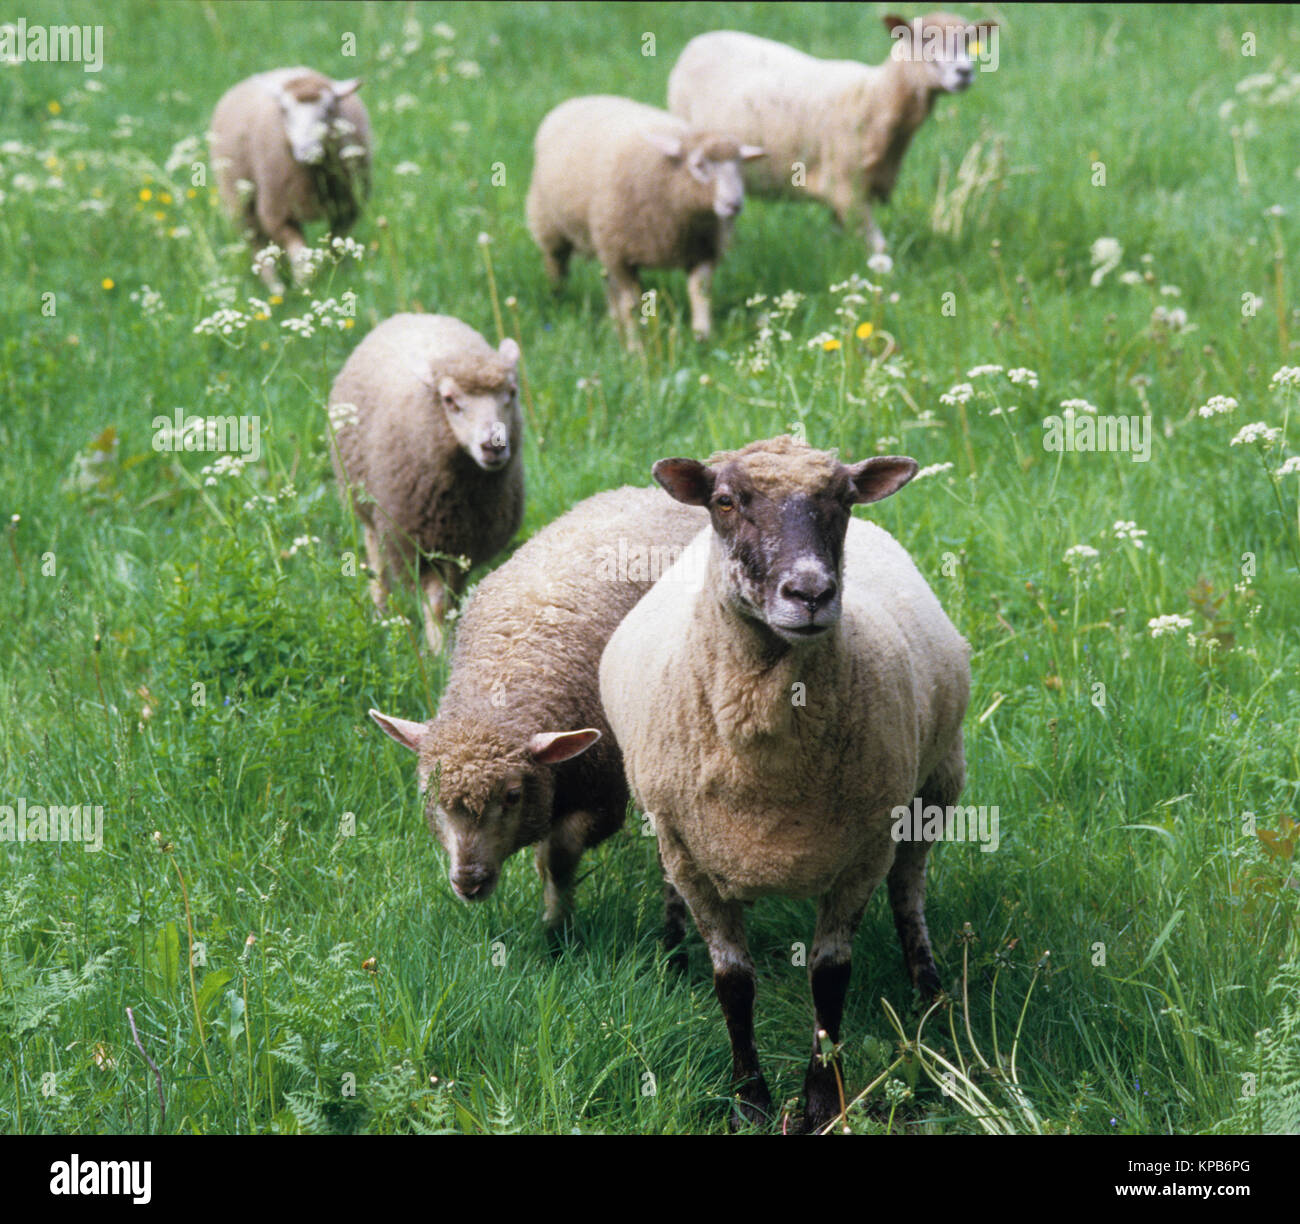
[271,74,362,165]
[367,711,599,903]
[437,339,522,472]
[653,437,917,644]
[885,12,994,94]
[642,131,765,220]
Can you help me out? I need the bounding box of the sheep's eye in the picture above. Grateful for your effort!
[715,494,735,513]
[504,786,522,807]
[443,396,461,414]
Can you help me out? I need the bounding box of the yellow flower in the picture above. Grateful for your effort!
[822,338,842,352]
[344,318,355,329]
[101,278,115,291]
[254,311,269,321]
[153,210,165,221]
[186,188,197,199]
[269,294,283,306]
[856,322,874,340]
[47,100,61,115]
[44,156,59,170]
[139,188,152,202]
[260,340,271,351]
[159,192,173,205]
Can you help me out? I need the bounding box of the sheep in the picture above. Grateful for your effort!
[330,313,524,652]
[210,67,371,291]
[667,13,994,253]
[525,95,764,346]
[370,484,707,933]
[599,435,971,1132]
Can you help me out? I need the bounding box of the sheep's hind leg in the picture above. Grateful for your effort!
[890,743,965,1000]
[541,239,572,287]
[604,263,643,349]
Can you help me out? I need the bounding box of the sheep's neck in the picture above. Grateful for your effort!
[695,587,836,745]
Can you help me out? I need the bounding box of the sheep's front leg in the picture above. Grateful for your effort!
[535,808,595,934]
[419,564,450,652]
[686,261,714,341]
[663,845,770,1127]
[802,878,876,1133]
[362,524,389,613]
[657,842,689,972]
[604,263,642,349]
[255,205,309,287]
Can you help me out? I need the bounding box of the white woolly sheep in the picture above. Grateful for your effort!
[330,313,523,652]
[599,435,971,1131]
[667,13,993,253]
[210,67,371,290]
[370,484,706,932]
[525,95,764,346]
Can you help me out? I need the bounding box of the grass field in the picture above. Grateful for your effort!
[2,1,1299,1136]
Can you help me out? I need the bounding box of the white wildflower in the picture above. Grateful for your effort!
[1275,456,1300,477]
[1007,367,1039,388]
[939,383,974,406]
[1148,614,1192,638]
[1111,520,1148,548]
[913,462,954,481]
[394,160,421,176]
[1064,544,1100,572]
[867,252,894,276]
[1060,398,1098,415]
[1197,395,1238,418]
[1269,366,1300,391]
[1089,236,1122,286]
[1230,422,1282,447]
[966,364,1003,378]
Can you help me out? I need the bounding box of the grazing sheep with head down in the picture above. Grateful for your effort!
[210,66,371,290]
[371,485,706,931]
[525,95,764,346]
[667,13,993,253]
[330,313,523,652]
[599,435,970,1131]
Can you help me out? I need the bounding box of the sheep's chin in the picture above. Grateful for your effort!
[470,450,511,472]
[766,620,834,644]
[450,874,500,903]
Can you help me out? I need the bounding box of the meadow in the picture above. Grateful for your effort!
[1,1,1298,1136]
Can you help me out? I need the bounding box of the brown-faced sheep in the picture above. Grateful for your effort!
[525,95,764,346]
[600,435,970,1131]
[210,67,371,290]
[667,13,994,253]
[371,484,707,933]
[330,313,523,652]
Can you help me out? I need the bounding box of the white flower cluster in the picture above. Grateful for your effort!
[285,534,320,557]
[939,383,974,406]
[1110,520,1148,548]
[1197,395,1237,418]
[1270,366,1300,391]
[1060,398,1098,415]
[913,462,954,481]
[130,284,165,317]
[193,307,249,337]
[328,401,360,431]
[1063,544,1100,571]
[201,454,250,485]
[330,234,365,261]
[1007,367,1039,388]
[1147,614,1192,638]
[1151,304,1191,333]
[1229,422,1282,447]
[967,364,1003,378]
[1275,456,1300,478]
[282,294,358,338]
[242,484,297,512]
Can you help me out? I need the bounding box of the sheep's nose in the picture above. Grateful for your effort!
[780,575,837,612]
[480,441,508,464]
[452,866,493,899]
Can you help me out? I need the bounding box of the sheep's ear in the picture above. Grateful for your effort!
[333,77,363,99]
[528,729,601,765]
[498,337,521,368]
[437,375,461,402]
[882,13,911,33]
[642,130,684,160]
[845,456,918,504]
[369,709,426,752]
[739,144,766,161]
[653,457,715,506]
